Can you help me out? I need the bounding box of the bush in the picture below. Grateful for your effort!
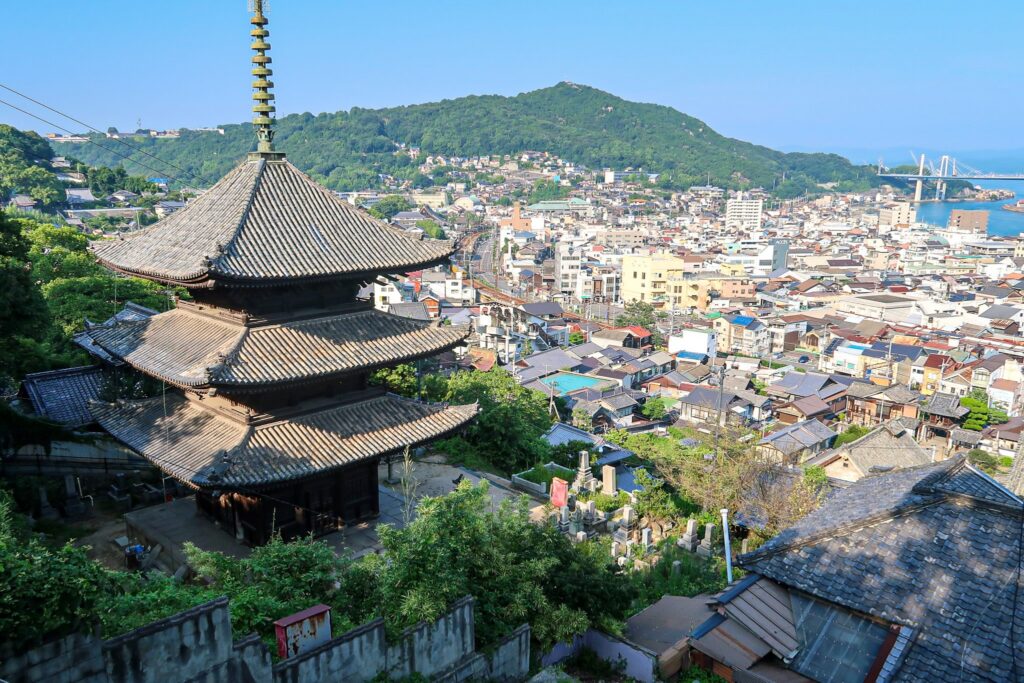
[627,543,730,615]
[518,463,573,487]
[833,424,870,447]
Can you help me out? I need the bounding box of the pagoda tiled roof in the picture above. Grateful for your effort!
[86,304,469,391]
[90,392,477,489]
[91,157,455,286]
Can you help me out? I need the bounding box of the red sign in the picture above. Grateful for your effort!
[550,477,568,507]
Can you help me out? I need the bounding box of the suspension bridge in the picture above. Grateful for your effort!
[877,152,1024,201]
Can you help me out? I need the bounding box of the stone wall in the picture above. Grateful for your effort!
[0,596,530,683]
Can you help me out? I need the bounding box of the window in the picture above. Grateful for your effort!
[790,593,891,683]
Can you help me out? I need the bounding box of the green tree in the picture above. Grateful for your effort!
[833,424,870,447]
[370,363,419,397]
[414,219,446,239]
[0,211,53,384]
[374,482,635,648]
[568,331,586,345]
[614,300,662,345]
[641,396,668,420]
[441,368,552,473]
[368,195,412,220]
[527,179,566,204]
[0,489,115,653]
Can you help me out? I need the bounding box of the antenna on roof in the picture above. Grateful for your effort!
[249,0,276,154]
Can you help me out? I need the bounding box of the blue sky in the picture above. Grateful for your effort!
[2,1,1022,161]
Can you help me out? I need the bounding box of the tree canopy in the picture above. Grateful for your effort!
[52,84,885,196]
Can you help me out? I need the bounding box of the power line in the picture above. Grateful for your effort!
[0,82,212,186]
[0,96,190,186]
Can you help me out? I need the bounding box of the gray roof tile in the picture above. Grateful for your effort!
[91,158,454,286]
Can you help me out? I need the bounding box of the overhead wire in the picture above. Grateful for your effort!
[0,96,194,186]
[0,82,214,186]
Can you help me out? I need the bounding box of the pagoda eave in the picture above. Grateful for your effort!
[90,392,478,491]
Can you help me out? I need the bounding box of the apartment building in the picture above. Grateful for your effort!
[948,209,989,233]
[725,198,763,229]
[878,202,916,228]
[554,243,582,295]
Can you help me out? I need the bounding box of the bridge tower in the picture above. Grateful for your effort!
[913,153,925,203]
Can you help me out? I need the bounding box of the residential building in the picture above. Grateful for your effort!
[948,208,989,232]
[724,198,763,229]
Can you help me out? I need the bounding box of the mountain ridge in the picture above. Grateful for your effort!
[53,82,880,196]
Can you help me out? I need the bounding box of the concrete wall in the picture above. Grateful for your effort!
[0,595,530,683]
[542,629,658,683]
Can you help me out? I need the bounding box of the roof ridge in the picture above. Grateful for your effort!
[210,157,265,274]
[739,497,947,565]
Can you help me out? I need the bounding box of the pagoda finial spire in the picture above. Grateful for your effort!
[249,0,276,153]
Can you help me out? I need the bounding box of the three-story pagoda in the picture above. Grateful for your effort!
[87,1,476,545]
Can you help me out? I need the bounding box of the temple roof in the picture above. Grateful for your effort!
[90,392,477,489]
[90,157,455,287]
[86,304,469,391]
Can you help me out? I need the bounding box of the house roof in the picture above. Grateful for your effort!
[808,420,931,472]
[679,386,748,411]
[92,391,477,490]
[920,392,970,419]
[739,456,1024,682]
[760,419,836,457]
[388,302,431,320]
[91,157,455,287]
[19,365,106,427]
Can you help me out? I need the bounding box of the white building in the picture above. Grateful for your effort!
[555,243,582,296]
[725,198,764,230]
[668,328,717,360]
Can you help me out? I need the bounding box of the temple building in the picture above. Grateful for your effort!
[86,1,476,545]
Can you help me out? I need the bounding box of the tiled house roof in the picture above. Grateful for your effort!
[739,456,1024,681]
[19,366,106,427]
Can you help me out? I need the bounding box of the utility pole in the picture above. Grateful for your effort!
[713,363,727,457]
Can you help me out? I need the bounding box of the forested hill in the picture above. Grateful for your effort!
[53,82,879,196]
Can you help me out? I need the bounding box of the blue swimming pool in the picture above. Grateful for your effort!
[540,372,611,395]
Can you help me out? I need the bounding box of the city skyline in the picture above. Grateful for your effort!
[2,0,1022,158]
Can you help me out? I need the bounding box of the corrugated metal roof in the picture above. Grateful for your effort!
[91,158,454,286]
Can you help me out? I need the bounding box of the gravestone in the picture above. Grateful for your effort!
[625,539,635,557]
[672,560,682,576]
[38,486,58,520]
[573,450,595,491]
[641,527,652,551]
[621,505,636,529]
[611,541,620,557]
[585,500,597,521]
[575,531,588,543]
[696,523,717,558]
[558,506,570,533]
[602,465,617,494]
[63,475,87,518]
[678,519,700,552]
